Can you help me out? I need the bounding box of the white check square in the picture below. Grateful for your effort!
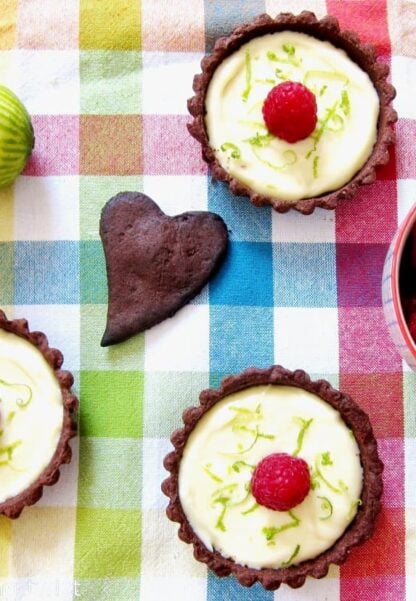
[392,55,416,120]
[14,176,79,241]
[15,50,79,115]
[145,304,209,372]
[272,207,335,243]
[143,175,207,214]
[10,304,80,373]
[141,438,171,510]
[397,179,416,225]
[142,52,203,115]
[274,307,339,374]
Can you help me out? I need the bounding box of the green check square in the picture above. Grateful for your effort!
[75,578,139,601]
[0,243,13,304]
[81,305,144,370]
[143,371,209,437]
[78,437,142,508]
[80,240,107,304]
[80,176,143,240]
[75,507,141,578]
[80,370,143,437]
[81,51,142,114]
[404,371,416,437]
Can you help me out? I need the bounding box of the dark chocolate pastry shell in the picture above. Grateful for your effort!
[162,365,383,590]
[188,11,397,215]
[0,310,78,518]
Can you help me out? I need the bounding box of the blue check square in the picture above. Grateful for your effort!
[14,241,79,304]
[273,242,337,307]
[210,305,274,374]
[208,179,272,242]
[208,572,273,600]
[210,241,274,307]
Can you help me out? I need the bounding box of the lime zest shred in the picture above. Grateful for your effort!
[212,482,253,530]
[203,463,223,483]
[281,543,301,567]
[231,460,255,473]
[262,510,300,545]
[312,101,340,146]
[242,51,252,101]
[275,68,290,80]
[237,119,268,130]
[243,132,274,147]
[303,70,349,87]
[212,483,237,501]
[319,84,328,96]
[341,89,351,116]
[317,496,333,520]
[267,45,301,67]
[315,455,348,494]
[293,417,313,456]
[229,405,261,416]
[282,43,295,56]
[220,142,241,159]
[321,452,333,466]
[252,147,297,172]
[7,410,16,423]
[254,78,276,85]
[313,155,319,179]
[215,503,227,531]
[310,468,320,490]
[241,502,259,515]
[326,113,345,132]
[0,378,32,408]
[0,439,23,467]
[235,425,275,454]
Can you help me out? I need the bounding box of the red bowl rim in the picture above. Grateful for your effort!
[391,203,416,359]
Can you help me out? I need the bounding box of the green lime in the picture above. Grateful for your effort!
[0,85,34,188]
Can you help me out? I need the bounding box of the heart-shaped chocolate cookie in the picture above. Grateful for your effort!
[100,192,228,346]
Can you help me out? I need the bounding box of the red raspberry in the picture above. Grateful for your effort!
[251,453,311,511]
[262,82,317,143]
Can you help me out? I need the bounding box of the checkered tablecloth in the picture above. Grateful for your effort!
[0,0,414,599]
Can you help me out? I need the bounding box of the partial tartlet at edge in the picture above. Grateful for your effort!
[0,310,78,518]
[162,365,383,590]
[188,11,397,214]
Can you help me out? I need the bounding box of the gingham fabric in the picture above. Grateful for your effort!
[0,0,414,599]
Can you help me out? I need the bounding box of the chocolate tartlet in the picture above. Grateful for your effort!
[0,311,77,518]
[162,366,383,590]
[188,11,397,214]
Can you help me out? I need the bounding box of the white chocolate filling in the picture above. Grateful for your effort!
[179,385,363,569]
[0,329,63,503]
[205,31,380,201]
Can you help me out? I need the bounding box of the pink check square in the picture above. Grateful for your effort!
[339,307,403,373]
[23,115,79,176]
[143,115,207,176]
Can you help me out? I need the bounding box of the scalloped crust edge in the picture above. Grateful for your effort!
[162,365,383,590]
[0,310,78,519]
[187,11,397,215]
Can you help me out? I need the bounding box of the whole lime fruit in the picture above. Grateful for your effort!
[0,85,34,188]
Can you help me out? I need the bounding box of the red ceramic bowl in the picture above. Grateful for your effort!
[382,203,416,371]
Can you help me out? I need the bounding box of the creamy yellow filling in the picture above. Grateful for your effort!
[205,31,380,201]
[179,385,363,569]
[0,330,63,503]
